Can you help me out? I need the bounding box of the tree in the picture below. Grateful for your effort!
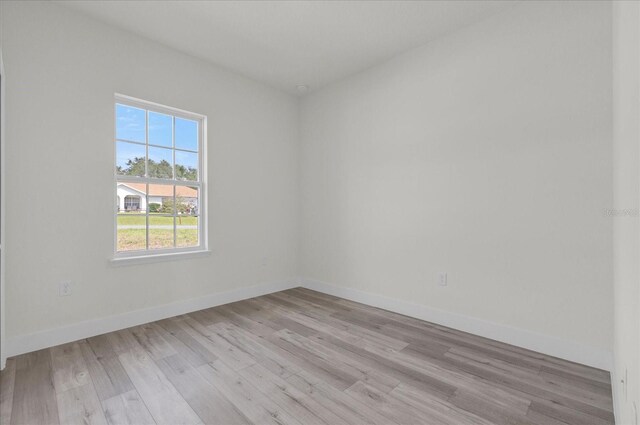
[117,156,145,176]
[176,164,197,181]
[160,196,189,214]
[149,159,173,178]
[117,157,195,180]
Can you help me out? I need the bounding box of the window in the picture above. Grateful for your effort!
[124,196,141,211]
[114,94,206,257]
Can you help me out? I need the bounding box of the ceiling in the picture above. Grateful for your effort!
[57,1,514,95]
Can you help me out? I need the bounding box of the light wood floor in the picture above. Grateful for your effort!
[0,288,614,425]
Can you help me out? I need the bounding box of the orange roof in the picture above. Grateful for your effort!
[120,182,197,198]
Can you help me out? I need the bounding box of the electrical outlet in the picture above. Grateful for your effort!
[438,272,448,286]
[59,281,72,297]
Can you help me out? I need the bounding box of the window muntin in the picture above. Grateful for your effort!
[114,95,205,256]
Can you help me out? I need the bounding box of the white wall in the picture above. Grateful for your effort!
[0,49,6,368]
[300,1,613,366]
[613,1,640,423]
[0,1,298,342]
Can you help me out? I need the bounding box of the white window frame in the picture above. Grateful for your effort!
[112,93,208,262]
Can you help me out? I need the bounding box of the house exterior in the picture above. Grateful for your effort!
[116,182,198,213]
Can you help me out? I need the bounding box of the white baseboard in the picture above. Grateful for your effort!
[4,276,612,374]
[5,278,298,359]
[300,277,613,372]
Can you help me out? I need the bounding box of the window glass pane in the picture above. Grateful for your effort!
[116,104,146,142]
[175,150,198,181]
[148,146,173,179]
[117,182,146,212]
[175,118,198,151]
[147,184,175,215]
[176,185,198,215]
[117,185,147,251]
[176,185,198,248]
[149,215,175,250]
[116,141,145,177]
[148,183,175,250]
[177,216,198,248]
[148,111,173,147]
[117,225,147,251]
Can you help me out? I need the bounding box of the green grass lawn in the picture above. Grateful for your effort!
[117,213,198,251]
[117,227,198,251]
[117,213,197,226]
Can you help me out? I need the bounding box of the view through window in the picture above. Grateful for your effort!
[115,96,205,255]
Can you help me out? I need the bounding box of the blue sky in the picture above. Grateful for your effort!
[175,118,198,151]
[116,104,199,172]
[116,141,145,173]
[116,104,198,151]
[149,111,172,147]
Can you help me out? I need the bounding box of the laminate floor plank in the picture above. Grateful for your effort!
[207,321,301,379]
[255,305,320,338]
[79,339,135,401]
[267,292,341,316]
[389,347,531,414]
[528,400,613,425]
[447,348,612,412]
[10,349,60,425]
[101,389,156,425]
[196,360,303,425]
[56,384,108,425]
[0,358,16,425]
[177,316,256,371]
[308,331,458,400]
[286,371,392,425]
[238,363,346,425]
[275,328,401,393]
[128,324,177,361]
[390,383,494,425]
[266,330,359,391]
[307,288,594,377]
[188,308,227,327]
[525,408,574,425]
[442,350,614,422]
[282,289,352,314]
[154,319,218,367]
[118,346,200,425]
[288,310,364,345]
[50,342,90,393]
[3,288,614,425]
[156,354,251,425]
[381,319,606,395]
[262,293,310,312]
[106,328,141,356]
[293,308,408,353]
[449,391,537,425]
[344,380,426,425]
[212,303,282,337]
[537,369,614,401]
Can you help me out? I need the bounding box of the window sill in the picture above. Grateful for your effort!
[110,249,211,267]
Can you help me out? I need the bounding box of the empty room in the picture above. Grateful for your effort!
[0,0,638,424]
